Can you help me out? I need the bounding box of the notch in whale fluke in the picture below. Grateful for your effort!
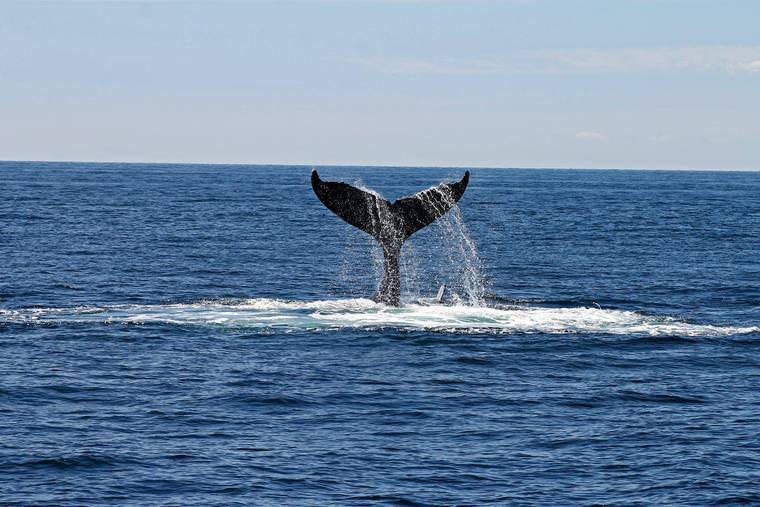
[311,169,470,306]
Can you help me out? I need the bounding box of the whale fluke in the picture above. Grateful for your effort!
[311,170,470,306]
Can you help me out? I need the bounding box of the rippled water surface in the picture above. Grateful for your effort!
[1,162,759,505]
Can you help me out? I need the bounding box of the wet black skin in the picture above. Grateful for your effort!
[311,170,469,306]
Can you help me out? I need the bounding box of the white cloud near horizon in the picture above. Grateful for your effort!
[336,46,760,75]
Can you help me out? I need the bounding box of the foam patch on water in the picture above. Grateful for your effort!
[1,299,758,336]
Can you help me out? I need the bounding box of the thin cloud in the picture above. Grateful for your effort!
[535,46,760,74]
[330,57,502,75]
[575,131,605,141]
[335,46,760,76]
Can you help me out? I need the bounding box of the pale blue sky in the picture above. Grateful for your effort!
[1,0,759,169]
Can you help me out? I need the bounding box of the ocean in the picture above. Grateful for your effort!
[1,161,758,505]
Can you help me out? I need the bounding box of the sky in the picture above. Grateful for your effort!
[1,0,759,170]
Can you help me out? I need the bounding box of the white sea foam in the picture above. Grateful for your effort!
[1,299,757,336]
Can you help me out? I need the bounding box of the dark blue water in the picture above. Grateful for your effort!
[1,161,759,505]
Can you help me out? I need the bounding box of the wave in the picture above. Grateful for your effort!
[1,298,757,336]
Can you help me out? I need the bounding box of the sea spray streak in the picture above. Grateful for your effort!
[2,299,757,336]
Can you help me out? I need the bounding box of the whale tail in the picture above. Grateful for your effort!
[311,169,469,305]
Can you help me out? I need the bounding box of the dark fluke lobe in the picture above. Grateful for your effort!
[311,169,469,306]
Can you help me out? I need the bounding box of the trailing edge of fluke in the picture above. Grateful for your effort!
[311,169,470,306]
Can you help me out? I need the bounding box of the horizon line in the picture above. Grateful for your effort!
[1,159,758,173]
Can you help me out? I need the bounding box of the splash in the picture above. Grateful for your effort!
[2,299,757,336]
[394,181,485,305]
[423,198,485,306]
[350,176,486,305]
